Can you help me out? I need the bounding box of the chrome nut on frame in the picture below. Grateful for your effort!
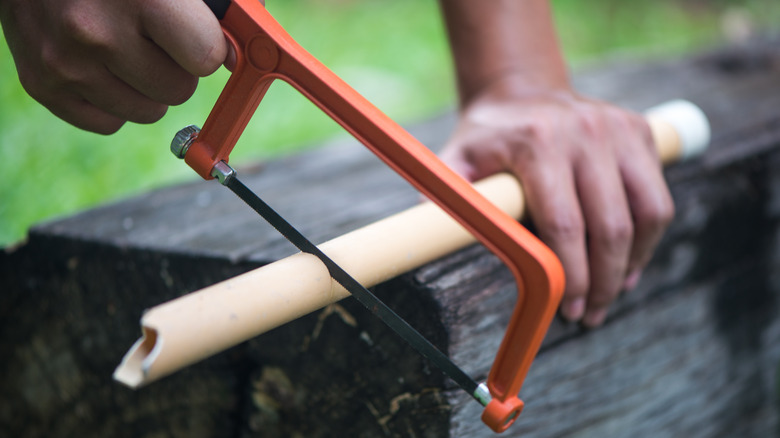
[171,125,201,159]
[211,161,236,186]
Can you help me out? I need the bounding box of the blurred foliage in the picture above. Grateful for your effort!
[1,0,779,246]
[554,0,780,62]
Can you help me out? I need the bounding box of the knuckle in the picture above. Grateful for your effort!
[594,215,634,252]
[607,106,635,125]
[625,112,656,151]
[601,104,636,127]
[577,105,647,146]
[521,121,547,142]
[565,277,590,302]
[635,186,676,231]
[629,111,652,136]
[61,5,112,50]
[573,108,604,141]
[37,42,60,72]
[503,123,556,170]
[638,195,676,230]
[39,45,82,86]
[545,213,585,242]
[509,118,552,147]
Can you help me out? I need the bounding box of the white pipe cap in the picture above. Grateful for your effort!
[645,99,711,160]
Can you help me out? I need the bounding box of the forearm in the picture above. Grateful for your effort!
[438,0,570,105]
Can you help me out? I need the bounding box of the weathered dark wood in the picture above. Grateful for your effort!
[3,37,780,437]
[436,151,780,438]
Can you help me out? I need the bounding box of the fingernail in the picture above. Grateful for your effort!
[623,270,642,291]
[583,309,608,328]
[562,298,585,321]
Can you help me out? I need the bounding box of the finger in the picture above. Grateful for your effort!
[106,36,199,106]
[439,126,507,182]
[140,0,228,77]
[517,155,590,322]
[76,70,169,125]
[618,126,675,289]
[439,142,479,181]
[623,269,643,291]
[575,150,633,328]
[43,92,127,134]
[224,40,238,71]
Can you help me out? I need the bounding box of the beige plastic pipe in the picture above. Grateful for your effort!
[114,100,710,388]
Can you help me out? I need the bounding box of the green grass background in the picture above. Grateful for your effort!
[1,0,778,246]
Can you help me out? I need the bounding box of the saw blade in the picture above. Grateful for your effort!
[215,161,488,406]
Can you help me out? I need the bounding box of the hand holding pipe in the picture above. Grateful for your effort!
[114,0,710,431]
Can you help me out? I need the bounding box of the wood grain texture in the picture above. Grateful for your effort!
[436,151,780,437]
[2,37,780,437]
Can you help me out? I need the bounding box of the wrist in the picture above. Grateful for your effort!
[440,0,573,107]
[456,70,579,119]
[459,69,574,108]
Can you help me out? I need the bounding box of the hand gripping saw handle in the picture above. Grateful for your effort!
[187,0,565,432]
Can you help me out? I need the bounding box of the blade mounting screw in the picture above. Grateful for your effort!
[171,125,201,159]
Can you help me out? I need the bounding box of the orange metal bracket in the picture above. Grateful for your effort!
[186,0,564,432]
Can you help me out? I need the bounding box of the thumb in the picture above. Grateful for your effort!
[439,144,479,182]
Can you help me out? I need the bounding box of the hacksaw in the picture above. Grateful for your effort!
[113,0,711,433]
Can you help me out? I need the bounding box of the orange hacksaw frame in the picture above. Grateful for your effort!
[183,0,564,432]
